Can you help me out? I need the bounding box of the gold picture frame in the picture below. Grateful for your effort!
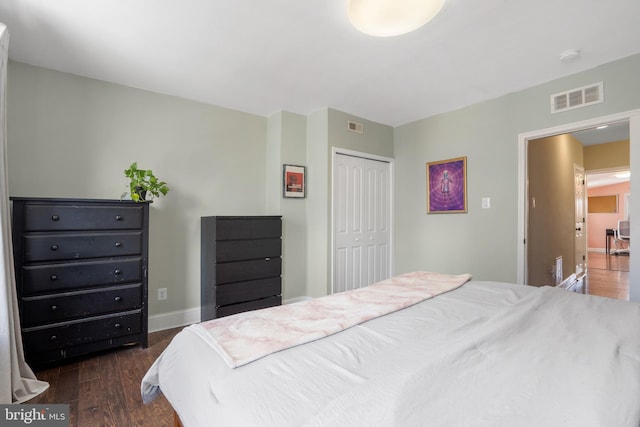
[426,156,467,214]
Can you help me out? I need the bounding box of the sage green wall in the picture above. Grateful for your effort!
[266,111,308,300]
[394,54,640,294]
[266,112,283,213]
[8,52,640,314]
[305,108,394,297]
[7,61,270,317]
[327,109,394,158]
[394,102,519,281]
[5,61,394,319]
[305,109,330,297]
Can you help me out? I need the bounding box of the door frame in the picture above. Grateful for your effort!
[331,147,395,294]
[517,109,640,289]
[574,163,586,278]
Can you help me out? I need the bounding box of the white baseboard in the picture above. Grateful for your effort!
[284,296,312,304]
[557,273,577,289]
[148,307,200,333]
[148,296,313,333]
[588,248,606,253]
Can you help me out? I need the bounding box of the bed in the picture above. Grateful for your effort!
[141,271,640,426]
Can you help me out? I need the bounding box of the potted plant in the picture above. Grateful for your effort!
[123,162,170,202]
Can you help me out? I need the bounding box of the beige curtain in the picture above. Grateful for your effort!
[0,23,49,404]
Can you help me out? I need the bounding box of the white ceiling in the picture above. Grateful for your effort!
[571,121,630,147]
[1,0,640,127]
[587,170,629,189]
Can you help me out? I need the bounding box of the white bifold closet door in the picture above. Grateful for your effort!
[334,153,391,293]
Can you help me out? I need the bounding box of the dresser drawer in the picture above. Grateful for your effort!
[214,238,281,262]
[22,310,142,353]
[216,277,281,306]
[217,296,281,318]
[210,217,282,240]
[215,258,281,284]
[23,204,143,231]
[22,258,143,295]
[23,231,143,262]
[21,284,142,327]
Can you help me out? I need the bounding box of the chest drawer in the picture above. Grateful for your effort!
[210,217,282,240]
[22,310,142,353]
[21,284,142,327]
[23,204,143,231]
[216,277,281,306]
[216,296,281,318]
[214,238,281,262]
[23,231,142,262]
[215,257,281,284]
[22,257,143,295]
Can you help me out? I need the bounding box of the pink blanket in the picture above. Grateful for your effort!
[191,271,471,368]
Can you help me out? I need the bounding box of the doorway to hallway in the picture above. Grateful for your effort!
[518,112,637,296]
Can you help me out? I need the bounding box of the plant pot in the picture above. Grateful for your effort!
[134,186,147,201]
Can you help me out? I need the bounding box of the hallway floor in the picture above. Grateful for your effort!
[586,251,629,300]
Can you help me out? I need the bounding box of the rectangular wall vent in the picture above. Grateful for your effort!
[347,120,364,134]
[550,82,603,114]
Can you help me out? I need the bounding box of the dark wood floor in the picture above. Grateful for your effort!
[26,255,630,426]
[586,251,629,300]
[28,327,181,427]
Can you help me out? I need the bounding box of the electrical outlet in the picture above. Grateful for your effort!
[481,197,491,209]
[158,288,167,300]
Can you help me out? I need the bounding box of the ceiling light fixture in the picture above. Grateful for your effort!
[559,48,581,63]
[347,0,445,37]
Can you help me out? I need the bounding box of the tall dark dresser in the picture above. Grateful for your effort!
[11,197,149,368]
[201,216,282,321]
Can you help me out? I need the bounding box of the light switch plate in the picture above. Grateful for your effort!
[481,197,491,209]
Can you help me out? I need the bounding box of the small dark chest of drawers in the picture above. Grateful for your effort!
[11,197,149,368]
[201,216,282,321]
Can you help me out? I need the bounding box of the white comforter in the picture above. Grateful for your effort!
[141,281,640,427]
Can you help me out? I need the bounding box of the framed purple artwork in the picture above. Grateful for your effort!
[426,156,467,214]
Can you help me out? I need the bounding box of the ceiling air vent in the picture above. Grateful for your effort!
[347,120,364,134]
[551,82,603,114]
